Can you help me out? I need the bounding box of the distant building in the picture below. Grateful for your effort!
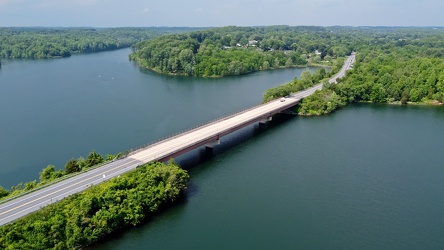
[248,40,258,46]
[315,50,322,55]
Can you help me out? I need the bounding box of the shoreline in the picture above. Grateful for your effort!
[135,64,315,78]
[361,100,444,106]
[297,99,444,117]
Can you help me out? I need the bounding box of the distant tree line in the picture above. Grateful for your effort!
[0,161,189,249]
[0,27,198,59]
[129,25,356,77]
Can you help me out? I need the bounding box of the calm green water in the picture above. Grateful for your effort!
[1,49,444,249]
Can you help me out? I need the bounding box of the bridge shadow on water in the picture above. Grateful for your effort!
[178,113,296,169]
[174,112,297,197]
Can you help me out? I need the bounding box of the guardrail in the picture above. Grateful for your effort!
[0,158,118,205]
[125,98,285,157]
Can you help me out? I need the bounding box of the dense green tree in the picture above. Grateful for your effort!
[297,89,345,116]
[0,161,189,249]
[77,156,87,169]
[0,185,9,199]
[85,150,104,168]
[64,158,80,174]
[370,84,388,103]
[39,165,58,182]
[105,154,115,161]
[300,70,313,86]
[24,181,38,191]
[401,89,410,104]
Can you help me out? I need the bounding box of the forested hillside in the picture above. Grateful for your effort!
[129,26,356,77]
[0,27,198,59]
[288,27,444,114]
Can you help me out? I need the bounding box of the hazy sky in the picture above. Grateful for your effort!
[0,0,443,27]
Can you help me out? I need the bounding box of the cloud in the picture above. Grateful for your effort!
[142,7,149,13]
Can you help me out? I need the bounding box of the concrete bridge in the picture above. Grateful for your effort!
[0,53,355,226]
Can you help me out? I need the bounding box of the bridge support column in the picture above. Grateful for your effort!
[259,116,272,124]
[206,138,220,149]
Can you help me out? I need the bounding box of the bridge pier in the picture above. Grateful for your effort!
[205,138,220,148]
[259,116,272,124]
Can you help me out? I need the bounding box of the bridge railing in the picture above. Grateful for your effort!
[125,98,288,158]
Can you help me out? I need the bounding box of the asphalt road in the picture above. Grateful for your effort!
[0,53,355,226]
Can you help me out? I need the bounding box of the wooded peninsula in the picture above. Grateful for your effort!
[129,26,352,77]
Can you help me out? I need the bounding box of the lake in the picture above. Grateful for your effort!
[1,49,443,249]
[0,48,311,188]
